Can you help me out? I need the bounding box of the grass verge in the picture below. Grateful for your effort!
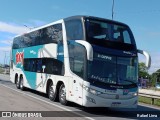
[139,96,160,106]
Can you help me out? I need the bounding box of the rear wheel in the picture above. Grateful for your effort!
[48,82,58,101]
[19,76,25,91]
[16,76,20,89]
[59,84,68,105]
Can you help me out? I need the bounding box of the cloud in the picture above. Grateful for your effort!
[0,46,11,51]
[0,21,27,64]
[0,40,13,45]
[22,19,47,29]
[0,21,29,34]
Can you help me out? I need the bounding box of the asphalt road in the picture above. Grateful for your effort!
[0,74,159,120]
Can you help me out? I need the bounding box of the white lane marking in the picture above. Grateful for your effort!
[0,84,95,120]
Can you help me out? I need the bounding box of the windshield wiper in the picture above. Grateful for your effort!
[123,79,136,84]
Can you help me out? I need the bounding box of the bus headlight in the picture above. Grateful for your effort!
[82,85,102,95]
[90,89,97,95]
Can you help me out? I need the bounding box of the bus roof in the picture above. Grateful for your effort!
[64,15,129,27]
[14,15,129,38]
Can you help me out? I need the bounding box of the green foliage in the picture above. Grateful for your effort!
[139,96,160,106]
[139,96,152,104]
[154,98,160,106]
[151,74,157,87]
[138,62,160,87]
[138,62,150,78]
[151,69,160,87]
[139,62,147,72]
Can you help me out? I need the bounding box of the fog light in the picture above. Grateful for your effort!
[132,92,138,96]
[90,89,96,95]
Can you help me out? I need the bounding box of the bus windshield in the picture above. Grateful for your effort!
[85,18,135,45]
[88,53,138,85]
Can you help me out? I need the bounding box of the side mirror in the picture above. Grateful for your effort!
[42,65,46,73]
[75,40,93,61]
[137,49,151,69]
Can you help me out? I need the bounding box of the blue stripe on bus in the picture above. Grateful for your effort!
[24,71,37,89]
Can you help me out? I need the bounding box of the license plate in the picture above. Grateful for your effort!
[111,102,121,107]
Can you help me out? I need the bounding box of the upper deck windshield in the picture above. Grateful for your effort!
[85,18,136,50]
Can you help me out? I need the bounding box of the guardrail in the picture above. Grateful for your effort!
[139,89,160,105]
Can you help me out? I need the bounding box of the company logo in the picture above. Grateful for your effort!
[16,51,24,65]
[123,89,129,95]
[123,51,136,56]
[30,50,36,55]
[97,54,112,60]
[110,85,123,89]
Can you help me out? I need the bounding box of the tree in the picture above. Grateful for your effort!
[138,62,150,78]
[151,69,160,87]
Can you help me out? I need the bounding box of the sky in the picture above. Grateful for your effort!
[0,0,160,74]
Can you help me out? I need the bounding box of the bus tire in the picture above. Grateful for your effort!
[48,82,57,101]
[16,76,20,89]
[59,84,68,105]
[19,76,25,91]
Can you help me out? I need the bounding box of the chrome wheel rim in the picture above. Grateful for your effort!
[60,86,66,102]
[16,80,19,87]
[20,78,23,89]
[49,86,54,98]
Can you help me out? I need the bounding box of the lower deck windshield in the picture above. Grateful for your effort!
[88,53,138,85]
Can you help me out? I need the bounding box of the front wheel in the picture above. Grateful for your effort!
[59,84,68,105]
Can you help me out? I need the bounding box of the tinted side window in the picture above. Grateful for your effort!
[43,58,64,75]
[24,58,42,72]
[68,43,86,78]
[45,24,63,44]
[12,24,63,49]
[24,58,64,75]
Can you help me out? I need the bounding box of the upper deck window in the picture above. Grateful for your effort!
[12,24,62,49]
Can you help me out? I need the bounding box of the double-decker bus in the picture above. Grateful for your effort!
[10,16,151,108]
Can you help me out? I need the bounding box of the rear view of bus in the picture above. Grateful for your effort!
[65,16,151,108]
